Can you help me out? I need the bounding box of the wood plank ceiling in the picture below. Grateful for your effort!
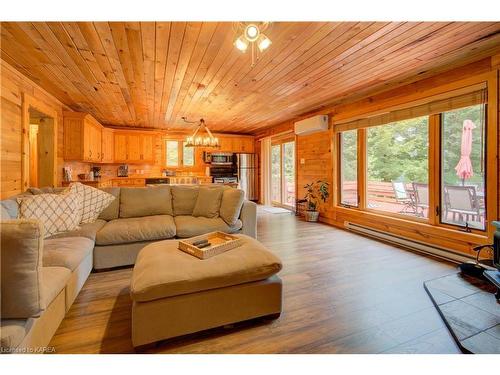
[2,22,500,134]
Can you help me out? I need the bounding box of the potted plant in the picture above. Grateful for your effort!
[303,180,330,222]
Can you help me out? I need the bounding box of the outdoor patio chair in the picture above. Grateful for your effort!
[443,185,484,224]
[391,181,416,214]
[412,182,429,217]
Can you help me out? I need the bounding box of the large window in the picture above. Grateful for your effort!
[334,84,493,237]
[340,130,358,206]
[441,104,486,230]
[165,140,196,167]
[366,116,429,218]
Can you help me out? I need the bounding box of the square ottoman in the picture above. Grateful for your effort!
[130,234,283,347]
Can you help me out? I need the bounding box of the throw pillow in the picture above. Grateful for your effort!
[98,187,121,221]
[171,186,200,216]
[192,187,224,218]
[219,188,245,226]
[17,193,81,237]
[120,186,173,218]
[69,182,115,223]
[0,219,45,319]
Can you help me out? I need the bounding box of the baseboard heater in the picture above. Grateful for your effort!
[344,221,473,264]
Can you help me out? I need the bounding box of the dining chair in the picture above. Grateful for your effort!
[391,181,416,214]
[443,185,484,224]
[412,182,429,217]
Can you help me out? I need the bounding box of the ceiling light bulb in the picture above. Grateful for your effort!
[257,34,272,52]
[234,36,248,52]
[245,24,260,42]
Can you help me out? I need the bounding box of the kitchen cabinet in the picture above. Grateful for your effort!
[141,134,155,162]
[63,112,103,162]
[113,131,157,163]
[62,179,112,188]
[111,178,146,187]
[101,128,114,163]
[217,136,254,153]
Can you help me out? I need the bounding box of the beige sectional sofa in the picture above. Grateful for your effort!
[0,185,257,353]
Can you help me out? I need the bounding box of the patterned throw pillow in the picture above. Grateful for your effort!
[69,182,115,224]
[18,193,82,238]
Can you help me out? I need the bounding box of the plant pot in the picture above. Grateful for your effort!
[304,210,319,222]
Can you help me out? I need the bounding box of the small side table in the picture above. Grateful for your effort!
[484,270,500,300]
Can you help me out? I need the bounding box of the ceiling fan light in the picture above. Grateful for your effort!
[257,34,272,52]
[244,24,260,42]
[234,36,248,52]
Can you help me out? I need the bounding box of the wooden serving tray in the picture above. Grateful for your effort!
[178,231,243,259]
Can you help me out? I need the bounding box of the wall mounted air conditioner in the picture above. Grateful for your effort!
[294,115,328,135]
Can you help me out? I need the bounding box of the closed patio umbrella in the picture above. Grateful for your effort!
[454,119,476,185]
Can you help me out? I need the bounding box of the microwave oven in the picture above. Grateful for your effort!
[203,152,234,165]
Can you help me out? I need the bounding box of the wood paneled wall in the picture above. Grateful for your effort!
[1,60,68,199]
[256,55,500,254]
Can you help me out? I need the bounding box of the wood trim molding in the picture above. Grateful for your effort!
[22,93,59,189]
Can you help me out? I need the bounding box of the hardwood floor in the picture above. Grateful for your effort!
[49,207,461,354]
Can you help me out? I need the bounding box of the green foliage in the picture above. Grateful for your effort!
[340,105,486,186]
[304,180,330,211]
[367,116,429,183]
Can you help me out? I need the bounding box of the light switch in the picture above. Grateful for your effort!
[300,158,305,165]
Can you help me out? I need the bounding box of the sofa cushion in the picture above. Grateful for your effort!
[0,320,27,350]
[96,215,176,246]
[17,193,82,237]
[1,199,18,219]
[192,187,224,218]
[47,219,106,241]
[1,219,44,319]
[174,215,242,238]
[171,186,199,216]
[0,193,32,219]
[43,237,94,271]
[69,182,115,224]
[0,204,11,220]
[219,188,245,226]
[27,187,67,195]
[131,234,282,302]
[120,186,172,218]
[40,266,71,308]
[98,187,121,221]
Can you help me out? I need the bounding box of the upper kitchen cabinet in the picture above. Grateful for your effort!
[101,127,114,163]
[218,136,255,153]
[113,130,157,163]
[235,137,255,153]
[64,112,103,162]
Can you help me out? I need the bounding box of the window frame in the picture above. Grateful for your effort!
[436,104,489,232]
[164,139,196,168]
[338,130,360,208]
[332,71,497,245]
[271,136,296,209]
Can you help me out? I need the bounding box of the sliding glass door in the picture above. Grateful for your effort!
[271,139,296,208]
[271,144,282,203]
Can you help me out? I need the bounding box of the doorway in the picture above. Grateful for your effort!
[271,138,296,209]
[27,107,56,188]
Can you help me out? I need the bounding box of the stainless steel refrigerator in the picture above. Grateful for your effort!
[237,153,258,201]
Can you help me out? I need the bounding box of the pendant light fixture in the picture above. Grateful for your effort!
[182,117,220,148]
[234,22,272,66]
